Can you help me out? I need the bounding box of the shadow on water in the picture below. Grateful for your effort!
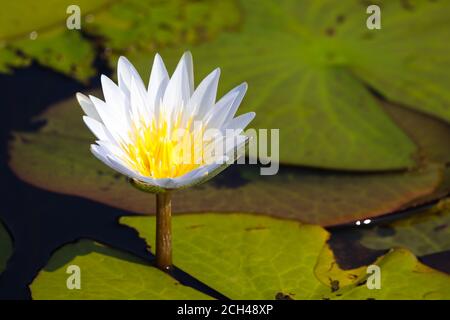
[0,62,227,300]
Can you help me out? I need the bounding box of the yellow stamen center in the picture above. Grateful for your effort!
[122,116,205,179]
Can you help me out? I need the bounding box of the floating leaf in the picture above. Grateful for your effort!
[0,219,12,275]
[3,0,449,144]
[10,29,96,81]
[178,164,443,226]
[359,199,450,256]
[323,248,450,300]
[349,0,450,124]
[121,213,450,299]
[85,0,241,52]
[125,0,450,169]
[28,214,450,299]
[0,0,109,80]
[0,1,109,39]
[382,103,450,165]
[30,240,210,300]
[0,47,29,73]
[0,0,239,81]
[8,94,443,226]
[381,102,450,207]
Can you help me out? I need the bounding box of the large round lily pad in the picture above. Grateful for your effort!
[30,240,210,300]
[126,0,450,169]
[5,0,450,169]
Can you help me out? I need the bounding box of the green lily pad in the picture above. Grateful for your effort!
[0,0,239,81]
[3,0,449,158]
[0,47,30,73]
[121,213,450,299]
[179,164,443,226]
[126,32,408,169]
[381,102,450,207]
[349,0,450,124]
[8,94,444,226]
[124,0,450,170]
[324,248,450,300]
[0,219,13,275]
[0,0,109,80]
[85,0,241,52]
[129,213,332,300]
[359,199,450,256]
[0,1,109,40]
[382,103,450,165]
[30,240,211,300]
[10,29,96,81]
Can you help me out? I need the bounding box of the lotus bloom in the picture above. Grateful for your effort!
[76,52,255,269]
[77,52,254,190]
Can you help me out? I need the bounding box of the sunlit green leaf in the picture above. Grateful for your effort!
[0,47,29,73]
[0,0,109,80]
[0,0,238,81]
[0,1,110,39]
[30,240,211,300]
[85,0,241,51]
[10,29,96,81]
[323,248,450,300]
[27,214,450,300]
[121,213,450,299]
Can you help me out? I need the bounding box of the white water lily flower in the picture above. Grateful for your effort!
[77,52,255,191]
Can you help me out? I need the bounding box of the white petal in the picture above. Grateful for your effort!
[162,53,191,121]
[148,53,169,107]
[130,75,152,124]
[83,116,109,141]
[204,91,239,130]
[221,82,248,124]
[154,178,177,188]
[91,143,142,180]
[204,82,247,130]
[100,75,130,122]
[117,56,145,99]
[173,161,230,188]
[90,144,110,164]
[77,93,101,122]
[182,51,194,95]
[96,140,131,163]
[224,112,255,133]
[89,95,130,145]
[186,68,220,123]
[105,154,141,179]
[91,144,131,178]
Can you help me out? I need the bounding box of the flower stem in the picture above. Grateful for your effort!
[155,192,172,271]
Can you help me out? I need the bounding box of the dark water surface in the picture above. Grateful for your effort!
[0,62,448,300]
